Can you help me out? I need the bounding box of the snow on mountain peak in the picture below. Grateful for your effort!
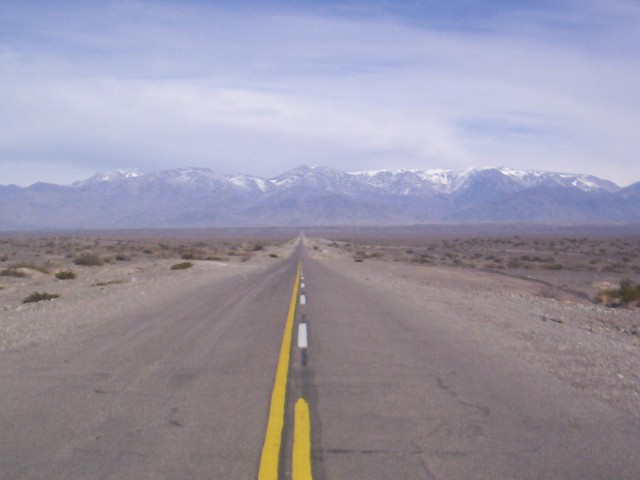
[72,168,143,186]
[70,165,620,197]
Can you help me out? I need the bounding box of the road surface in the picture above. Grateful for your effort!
[1,242,639,479]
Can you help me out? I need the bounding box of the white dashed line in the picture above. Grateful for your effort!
[298,323,308,349]
[300,294,307,305]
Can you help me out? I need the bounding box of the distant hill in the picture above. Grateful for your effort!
[1,165,638,229]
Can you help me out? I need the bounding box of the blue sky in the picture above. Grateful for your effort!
[1,0,639,186]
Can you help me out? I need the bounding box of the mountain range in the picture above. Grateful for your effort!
[1,165,639,229]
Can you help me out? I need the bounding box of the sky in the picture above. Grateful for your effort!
[1,0,639,186]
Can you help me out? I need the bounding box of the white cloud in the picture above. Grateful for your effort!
[0,1,639,185]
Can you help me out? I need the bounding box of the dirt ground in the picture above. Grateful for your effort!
[0,233,296,352]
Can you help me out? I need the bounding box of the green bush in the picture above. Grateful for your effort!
[55,270,76,280]
[23,291,60,303]
[171,261,193,270]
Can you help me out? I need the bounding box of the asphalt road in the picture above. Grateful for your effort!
[298,249,640,479]
[2,243,640,479]
[0,255,297,479]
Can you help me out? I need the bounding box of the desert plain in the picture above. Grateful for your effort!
[1,225,639,422]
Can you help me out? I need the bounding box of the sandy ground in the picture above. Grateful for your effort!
[0,240,296,353]
[305,237,640,419]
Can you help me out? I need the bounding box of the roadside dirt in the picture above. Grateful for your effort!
[0,236,295,352]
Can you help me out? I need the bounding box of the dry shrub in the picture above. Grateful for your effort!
[1,267,26,277]
[171,261,193,270]
[23,291,60,303]
[73,253,104,266]
[54,270,76,280]
[596,279,640,307]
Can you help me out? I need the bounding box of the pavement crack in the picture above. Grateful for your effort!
[320,448,422,455]
[436,376,490,416]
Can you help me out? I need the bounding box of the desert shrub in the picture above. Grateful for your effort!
[8,262,50,274]
[91,280,124,287]
[596,279,640,307]
[23,291,60,303]
[171,261,193,270]
[544,263,564,270]
[115,254,131,261]
[269,253,279,258]
[55,270,76,280]
[1,267,26,277]
[619,279,640,304]
[252,243,264,251]
[73,253,104,266]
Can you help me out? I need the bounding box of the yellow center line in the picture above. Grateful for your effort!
[258,262,301,480]
[292,397,313,480]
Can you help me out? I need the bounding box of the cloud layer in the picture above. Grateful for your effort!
[1,0,639,186]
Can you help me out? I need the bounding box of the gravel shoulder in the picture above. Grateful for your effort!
[305,237,640,419]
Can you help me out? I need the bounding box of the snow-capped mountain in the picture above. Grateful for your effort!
[72,168,143,186]
[0,165,637,229]
[71,165,620,195]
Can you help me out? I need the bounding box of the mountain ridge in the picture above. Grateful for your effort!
[1,165,638,229]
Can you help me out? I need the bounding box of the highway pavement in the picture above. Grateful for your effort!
[1,242,639,479]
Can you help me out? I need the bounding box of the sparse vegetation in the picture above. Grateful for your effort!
[23,291,60,303]
[73,253,104,266]
[330,234,640,275]
[171,261,193,270]
[54,270,76,280]
[91,280,125,287]
[1,267,26,277]
[7,262,51,274]
[597,279,640,307]
[323,229,640,305]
